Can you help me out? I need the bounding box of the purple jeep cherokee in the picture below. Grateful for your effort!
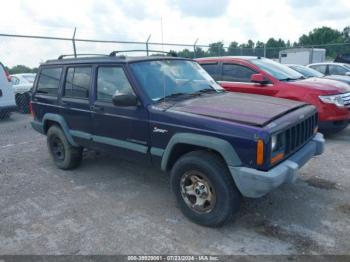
[31,54,325,227]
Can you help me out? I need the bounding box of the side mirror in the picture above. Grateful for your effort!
[251,73,269,85]
[112,93,138,107]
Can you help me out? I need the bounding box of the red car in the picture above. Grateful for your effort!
[196,56,350,133]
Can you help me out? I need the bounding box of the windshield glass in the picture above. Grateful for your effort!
[290,65,324,78]
[23,74,36,83]
[251,58,303,81]
[343,64,350,71]
[130,60,223,101]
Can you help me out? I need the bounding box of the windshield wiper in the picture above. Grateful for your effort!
[279,77,299,82]
[158,92,195,101]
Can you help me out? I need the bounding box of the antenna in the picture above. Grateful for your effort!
[161,17,164,51]
[161,16,166,104]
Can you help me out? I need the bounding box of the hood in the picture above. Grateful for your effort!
[324,75,350,85]
[169,92,306,127]
[290,77,350,93]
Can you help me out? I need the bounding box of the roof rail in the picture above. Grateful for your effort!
[57,54,109,59]
[109,50,177,57]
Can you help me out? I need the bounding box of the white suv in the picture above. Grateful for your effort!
[0,62,16,119]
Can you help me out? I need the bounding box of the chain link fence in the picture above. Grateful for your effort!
[1,32,350,119]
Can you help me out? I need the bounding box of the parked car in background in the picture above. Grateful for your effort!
[287,64,350,85]
[11,73,36,113]
[307,62,350,77]
[0,62,16,119]
[334,54,350,64]
[196,56,350,133]
[30,53,325,227]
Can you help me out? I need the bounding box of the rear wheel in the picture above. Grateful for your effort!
[170,151,241,227]
[47,125,82,170]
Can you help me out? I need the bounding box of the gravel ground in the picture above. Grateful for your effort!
[0,113,349,255]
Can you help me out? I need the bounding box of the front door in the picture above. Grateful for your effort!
[219,63,278,96]
[91,65,150,162]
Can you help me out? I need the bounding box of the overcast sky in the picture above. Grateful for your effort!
[0,0,349,67]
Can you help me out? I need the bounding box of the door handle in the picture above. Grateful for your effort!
[91,105,104,112]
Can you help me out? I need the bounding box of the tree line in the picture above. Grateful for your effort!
[172,26,350,59]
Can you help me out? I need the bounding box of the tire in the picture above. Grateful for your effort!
[16,93,30,114]
[170,150,241,227]
[47,125,83,170]
[0,111,11,119]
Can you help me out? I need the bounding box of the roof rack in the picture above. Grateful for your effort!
[109,50,177,57]
[57,54,109,59]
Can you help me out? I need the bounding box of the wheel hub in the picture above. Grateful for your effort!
[180,170,216,214]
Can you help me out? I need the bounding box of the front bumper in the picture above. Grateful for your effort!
[0,105,17,113]
[319,120,349,133]
[229,133,325,198]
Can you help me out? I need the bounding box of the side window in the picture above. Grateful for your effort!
[310,65,327,74]
[329,65,347,75]
[36,67,62,96]
[222,64,257,82]
[64,67,92,99]
[97,66,134,102]
[200,63,220,81]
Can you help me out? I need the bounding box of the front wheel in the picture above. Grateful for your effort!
[47,125,82,170]
[170,151,241,227]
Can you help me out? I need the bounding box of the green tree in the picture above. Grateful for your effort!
[194,47,206,58]
[208,42,225,56]
[227,41,239,55]
[9,65,34,74]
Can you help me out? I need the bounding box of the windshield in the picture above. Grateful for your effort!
[23,74,36,83]
[251,58,303,81]
[343,64,350,71]
[289,65,324,78]
[130,60,223,101]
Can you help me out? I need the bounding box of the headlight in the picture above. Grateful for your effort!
[271,135,278,151]
[319,94,345,107]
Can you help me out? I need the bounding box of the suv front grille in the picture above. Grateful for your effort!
[284,113,318,155]
[342,92,350,107]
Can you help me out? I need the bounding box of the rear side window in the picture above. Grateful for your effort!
[310,65,327,74]
[64,67,92,99]
[329,65,348,75]
[97,66,134,102]
[201,63,220,81]
[222,64,256,82]
[36,68,62,96]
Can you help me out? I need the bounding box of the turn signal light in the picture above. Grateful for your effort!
[256,139,264,165]
[271,152,284,165]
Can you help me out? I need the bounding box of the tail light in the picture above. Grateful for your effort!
[29,102,35,117]
[5,69,11,82]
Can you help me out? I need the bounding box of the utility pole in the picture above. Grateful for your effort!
[72,27,77,57]
[146,34,151,56]
[193,38,198,58]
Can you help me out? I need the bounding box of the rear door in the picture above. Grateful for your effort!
[59,65,93,147]
[218,63,278,96]
[31,66,62,121]
[91,64,150,162]
[200,62,221,81]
